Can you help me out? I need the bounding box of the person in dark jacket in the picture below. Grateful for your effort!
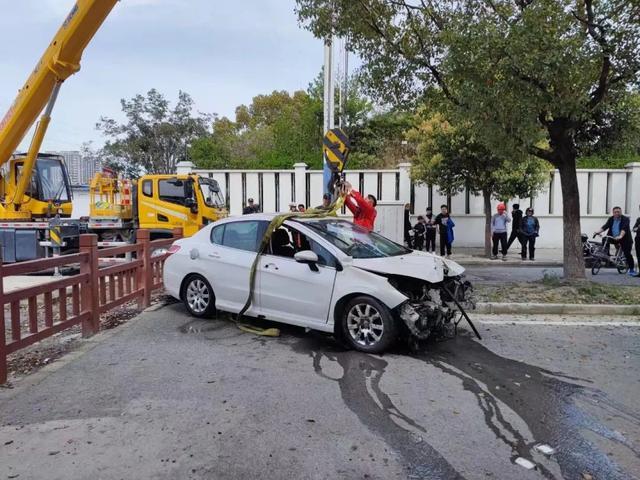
[435,205,455,257]
[520,208,540,260]
[243,198,258,214]
[424,208,437,253]
[594,206,634,274]
[404,203,413,248]
[413,216,426,251]
[506,203,523,253]
[633,206,640,277]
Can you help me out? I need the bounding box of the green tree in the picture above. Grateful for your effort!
[97,89,210,175]
[407,113,548,257]
[296,0,640,279]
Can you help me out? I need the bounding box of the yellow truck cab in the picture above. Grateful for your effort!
[89,172,227,241]
[136,174,226,238]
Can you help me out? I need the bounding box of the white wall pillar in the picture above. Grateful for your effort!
[398,162,411,204]
[294,163,308,206]
[176,161,194,175]
[626,163,640,217]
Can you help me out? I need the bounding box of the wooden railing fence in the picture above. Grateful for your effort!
[0,228,182,383]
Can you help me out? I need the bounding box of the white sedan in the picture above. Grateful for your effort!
[163,214,474,353]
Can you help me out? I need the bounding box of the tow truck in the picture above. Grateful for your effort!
[0,1,226,261]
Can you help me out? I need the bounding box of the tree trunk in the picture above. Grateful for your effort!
[483,190,492,258]
[545,120,586,280]
[557,158,585,279]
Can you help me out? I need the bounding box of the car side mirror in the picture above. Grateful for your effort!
[294,250,319,272]
[184,197,198,213]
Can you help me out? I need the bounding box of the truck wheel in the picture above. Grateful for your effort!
[341,296,396,353]
[182,274,216,318]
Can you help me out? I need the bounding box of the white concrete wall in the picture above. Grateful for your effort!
[182,162,640,249]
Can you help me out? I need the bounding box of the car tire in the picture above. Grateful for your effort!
[182,274,216,318]
[341,296,396,353]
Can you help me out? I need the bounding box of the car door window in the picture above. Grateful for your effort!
[211,225,224,245]
[221,221,260,252]
[270,224,337,268]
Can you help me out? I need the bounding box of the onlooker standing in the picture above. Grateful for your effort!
[435,205,455,258]
[243,198,257,215]
[316,193,331,210]
[413,216,426,251]
[633,206,640,277]
[491,203,511,260]
[594,206,635,275]
[520,208,540,260]
[344,181,377,232]
[404,203,413,248]
[424,207,437,253]
[288,203,297,212]
[506,203,523,253]
[297,204,306,213]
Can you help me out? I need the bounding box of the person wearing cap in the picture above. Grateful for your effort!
[243,198,257,215]
[424,207,437,252]
[344,181,377,232]
[491,203,511,260]
[506,203,523,253]
[520,207,540,260]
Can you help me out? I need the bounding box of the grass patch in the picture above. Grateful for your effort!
[474,280,640,305]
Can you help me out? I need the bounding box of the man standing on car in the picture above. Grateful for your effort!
[491,203,511,260]
[506,203,523,253]
[435,205,455,258]
[344,181,377,232]
[520,208,540,260]
[594,206,635,275]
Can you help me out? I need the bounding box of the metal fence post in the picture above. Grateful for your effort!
[80,234,99,336]
[137,230,151,309]
[0,251,6,384]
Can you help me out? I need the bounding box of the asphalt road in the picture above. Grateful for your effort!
[1,304,638,480]
[464,265,640,285]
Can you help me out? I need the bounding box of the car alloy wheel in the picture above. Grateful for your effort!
[186,278,210,314]
[346,303,384,347]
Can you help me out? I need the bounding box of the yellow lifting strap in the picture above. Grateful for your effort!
[235,190,347,333]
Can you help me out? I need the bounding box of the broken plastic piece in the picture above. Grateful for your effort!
[534,444,556,456]
[515,457,536,470]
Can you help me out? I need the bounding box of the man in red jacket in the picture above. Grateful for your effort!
[343,182,377,231]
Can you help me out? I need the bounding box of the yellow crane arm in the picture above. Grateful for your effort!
[0,0,118,207]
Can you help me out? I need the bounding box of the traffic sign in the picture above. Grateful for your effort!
[323,128,350,173]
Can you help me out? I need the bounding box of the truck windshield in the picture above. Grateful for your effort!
[36,158,70,202]
[199,178,225,208]
[304,219,410,259]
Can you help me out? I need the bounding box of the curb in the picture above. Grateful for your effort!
[475,302,640,316]
[458,260,563,267]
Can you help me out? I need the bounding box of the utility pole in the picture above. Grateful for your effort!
[322,37,335,195]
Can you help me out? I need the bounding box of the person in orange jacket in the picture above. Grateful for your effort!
[343,181,377,231]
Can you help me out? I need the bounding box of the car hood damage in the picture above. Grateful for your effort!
[349,252,479,346]
[350,251,465,283]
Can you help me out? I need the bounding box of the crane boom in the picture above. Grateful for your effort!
[0,0,118,169]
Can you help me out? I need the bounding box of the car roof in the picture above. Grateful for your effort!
[216,213,342,224]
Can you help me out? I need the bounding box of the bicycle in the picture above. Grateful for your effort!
[589,234,629,275]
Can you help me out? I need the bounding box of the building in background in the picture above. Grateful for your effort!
[46,150,101,186]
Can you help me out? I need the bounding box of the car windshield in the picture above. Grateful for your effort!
[199,178,225,208]
[304,219,410,259]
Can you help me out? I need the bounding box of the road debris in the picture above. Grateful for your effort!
[515,457,536,470]
[534,443,556,456]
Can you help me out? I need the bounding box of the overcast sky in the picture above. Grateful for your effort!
[0,0,328,152]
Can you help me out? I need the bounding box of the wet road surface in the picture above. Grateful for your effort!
[1,304,638,479]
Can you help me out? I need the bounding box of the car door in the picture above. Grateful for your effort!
[257,224,337,327]
[203,220,263,315]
